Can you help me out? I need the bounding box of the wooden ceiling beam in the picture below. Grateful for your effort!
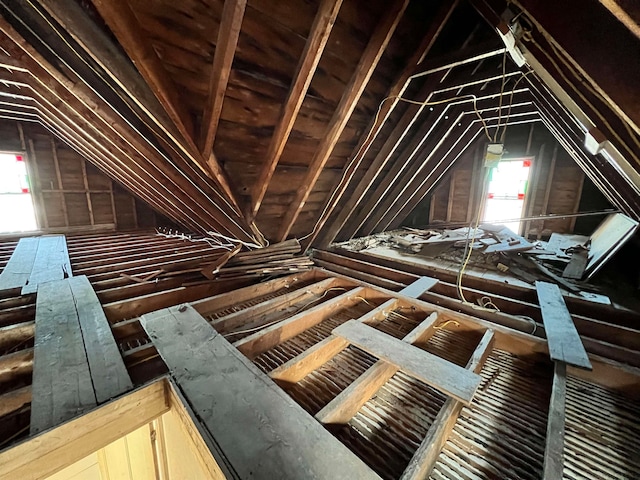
[0,23,251,238]
[36,0,195,165]
[303,0,460,249]
[250,0,343,220]
[90,0,195,146]
[275,0,410,241]
[199,0,247,159]
[38,0,243,215]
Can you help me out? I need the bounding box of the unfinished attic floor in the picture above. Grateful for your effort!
[139,270,640,480]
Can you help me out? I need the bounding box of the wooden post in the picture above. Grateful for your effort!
[50,137,69,227]
[81,159,95,226]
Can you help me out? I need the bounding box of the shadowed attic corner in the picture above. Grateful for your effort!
[0,1,639,479]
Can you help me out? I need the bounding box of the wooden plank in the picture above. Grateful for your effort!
[543,361,567,480]
[22,235,71,295]
[316,312,439,424]
[31,278,97,435]
[0,381,168,480]
[211,276,343,334]
[276,0,410,241]
[398,276,438,298]
[536,281,592,369]
[269,299,401,383]
[562,249,588,279]
[0,385,31,417]
[68,275,133,403]
[199,0,247,158]
[333,320,482,404]
[191,269,321,314]
[140,305,381,480]
[250,0,343,218]
[401,329,495,479]
[233,286,365,358]
[0,237,38,291]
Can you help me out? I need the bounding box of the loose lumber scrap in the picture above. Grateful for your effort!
[140,305,381,480]
[562,248,588,280]
[536,281,592,369]
[22,235,72,295]
[401,329,495,479]
[31,279,96,434]
[68,276,132,402]
[200,244,241,279]
[0,237,38,291]
[543,361,567,480]
[333,320,482,404]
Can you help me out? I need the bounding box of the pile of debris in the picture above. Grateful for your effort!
[390,224,591,290]
[120,237,313,285]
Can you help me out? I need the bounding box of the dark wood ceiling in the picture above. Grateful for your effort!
[0,0,637,246]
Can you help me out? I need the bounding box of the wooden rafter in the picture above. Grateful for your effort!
[90,0,195,146]
[250,0,343,219]
[89,0,243,214]
[199,0,247,159]
[302,0,460,248]
[275,0,410,241]
[0,21,253,239]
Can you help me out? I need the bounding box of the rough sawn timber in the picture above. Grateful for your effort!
[140,304,381,480]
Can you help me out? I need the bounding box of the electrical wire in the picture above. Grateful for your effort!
[223,287,348,338]
[299,91,495,243]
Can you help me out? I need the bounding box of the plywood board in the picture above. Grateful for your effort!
[141,305,381,480]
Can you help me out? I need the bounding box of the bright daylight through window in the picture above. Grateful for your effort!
[0,153,37,233]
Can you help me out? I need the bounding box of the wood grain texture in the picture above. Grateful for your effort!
[22,235,71,294]
[536,281,592,369]
[30,278,96,435]
[543,361,567,480]
[333,320,482,404]
[140,304,381,480]
[0,237,38,291]
[69,275,133,403]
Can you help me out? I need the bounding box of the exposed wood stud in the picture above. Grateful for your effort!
[25,137,47,229]
[50,137,69,227]
[81,159,95,226]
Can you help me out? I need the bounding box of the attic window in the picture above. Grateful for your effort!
[482,157,532,234]
[0,153,37,233]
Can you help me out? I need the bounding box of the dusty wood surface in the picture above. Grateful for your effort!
[22,235,71,295]
[0,237,38,291]
[333,320,482,404]
[30,278,96,434]
[543,361,567,480]
[536,281,592,369]
[141,304,381,480]
[69,275,132,403]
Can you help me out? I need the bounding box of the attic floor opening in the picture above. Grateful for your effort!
[0,153,37,234]
[482,157,532,234]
